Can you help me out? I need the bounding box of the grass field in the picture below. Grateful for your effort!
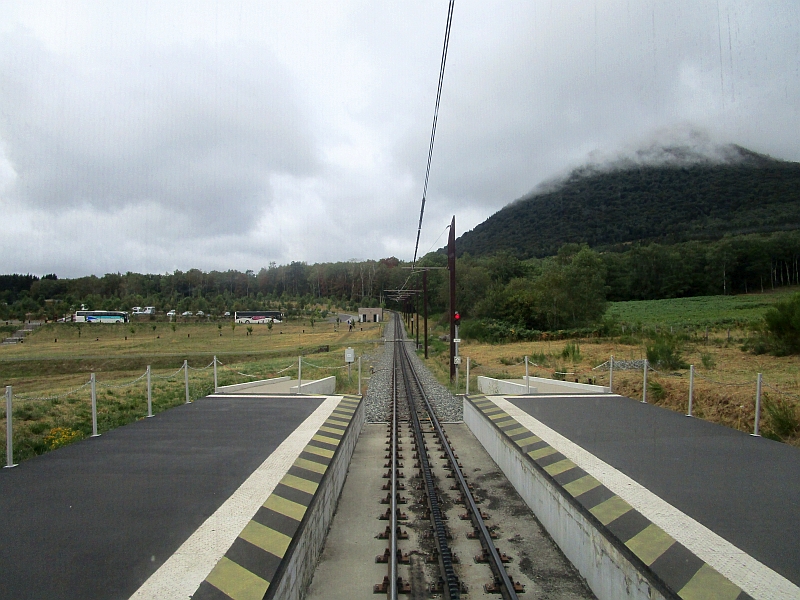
[0,318,383,464]
[420,294,800,446]
[605,287,797,329]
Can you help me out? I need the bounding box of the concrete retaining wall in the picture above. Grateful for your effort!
[266,397,365,600]
[477,376,537,395]
[215,376,291,394]
[289,376,336,395]
[464,399,667,600]
[524,376,610,394]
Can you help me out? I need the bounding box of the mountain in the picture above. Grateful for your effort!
[455,145,800,259]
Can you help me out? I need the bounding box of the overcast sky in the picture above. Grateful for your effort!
[1,1,798,278]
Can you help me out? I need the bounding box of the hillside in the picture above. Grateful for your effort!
[455,145,800,258]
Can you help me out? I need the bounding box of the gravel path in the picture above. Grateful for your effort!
[364,313,463,423]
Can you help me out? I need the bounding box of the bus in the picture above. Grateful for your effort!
[234,310,283,324]
[74,310,129,323]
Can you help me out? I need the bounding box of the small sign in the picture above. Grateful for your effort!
[345,347,355,363]
[453,356,462,365]
[453,338,461,343]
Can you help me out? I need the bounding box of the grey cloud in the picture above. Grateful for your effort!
[0,29,317,236]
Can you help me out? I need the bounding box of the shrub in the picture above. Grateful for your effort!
[561,341,581,363]
[763,396,799,440]
[763,293,800,355]
[701,353,716,369]
[646,336,688,370]
[647,380,666,401]
[44,427,84,449]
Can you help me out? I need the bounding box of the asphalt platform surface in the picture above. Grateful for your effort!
[0,395,323,600]
[508,394,800,587]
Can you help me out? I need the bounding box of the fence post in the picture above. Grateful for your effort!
[184,360,190,404]
[297,356,302,394]
[641,359,648,404]
[5,385,16,468]
[525,356,530,394]
[213,355,218,393]
[91,373,100,436]
[687,365,694,417]
[146,366,153,418]
[358,356,362,395]
[752,373,762,437]
[466,357,470,395]
[609,355,614,393]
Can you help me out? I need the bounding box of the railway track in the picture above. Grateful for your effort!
[376,316,523,599]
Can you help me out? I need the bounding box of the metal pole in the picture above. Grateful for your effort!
[687,365,694,417]
[752,373,762,437]
[642,359,648,403]
[415,300,419,349]
[466,357,470,395]
[358,356,362,395]
[91,373,100,436]
[525,356,530,394]
[147,366,153,418]
[184,360,190,404]
[213,355,218,393]
[609,355,614,393]
[297,356,302,394]
[423,270,428,359]
[5,386,16,468]
[448,215,456,381]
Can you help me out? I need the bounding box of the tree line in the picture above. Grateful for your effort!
[2,231,799,331]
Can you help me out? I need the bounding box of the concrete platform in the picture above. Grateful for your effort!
[465,394,800,600]
[0,393,363,600]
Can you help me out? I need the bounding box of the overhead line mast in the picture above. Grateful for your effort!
[412,0,455,269]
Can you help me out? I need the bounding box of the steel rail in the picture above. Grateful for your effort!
[389,346,399,600]
[395,318,460,599]
[395,320,519,600]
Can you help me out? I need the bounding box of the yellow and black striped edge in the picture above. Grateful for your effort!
[194,396,362,600]
[468,395,753,600]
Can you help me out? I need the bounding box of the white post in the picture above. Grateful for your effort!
[525,356,530,394]
[5,386,16,468]
[91,373,100,436]
[466,357,470,395]
[609,355,614,393]
[213,355,218,393]
[752,373,762,437]
[687,365,694,417]
[184,360,190,404]
[147,366,153,418]
[358,356,362,395]
[642,359,648,403]
[297,356,302,394]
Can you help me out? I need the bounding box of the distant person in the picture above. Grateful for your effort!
[348,319,353,331]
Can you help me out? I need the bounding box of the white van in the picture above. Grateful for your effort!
[131,306,143,314]
[142,307,156,315]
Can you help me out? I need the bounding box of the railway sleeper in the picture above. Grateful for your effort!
[430,576,468,595]
[377,525,409,540]
[380,492,408,504]
[375,548,410,564]
[467,527,498,540]
[373,576,411,595]
[484,576,526,595]
[378,507,408,520]
[460,509,490,520]
[382,469,405,479]
[427,547,460,563]
[474,547,512,564]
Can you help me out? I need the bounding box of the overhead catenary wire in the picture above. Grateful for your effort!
[412,0,455,269]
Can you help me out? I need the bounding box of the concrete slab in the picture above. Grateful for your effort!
[0,395,327,600]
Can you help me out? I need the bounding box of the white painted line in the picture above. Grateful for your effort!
[489,396,800,600]
[129,395,343,600]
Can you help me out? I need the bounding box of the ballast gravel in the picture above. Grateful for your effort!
[364,314,463,423]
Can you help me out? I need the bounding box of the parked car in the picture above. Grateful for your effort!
[223,311,231,317]
[131,306,143,314]
[181,311,193,317]
[196,311,205,317]
[167,310,176,317]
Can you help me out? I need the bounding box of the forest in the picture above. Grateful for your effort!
[455,148,800,259]
[2,230,799,336]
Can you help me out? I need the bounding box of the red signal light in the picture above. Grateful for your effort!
[454,311,461,323]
